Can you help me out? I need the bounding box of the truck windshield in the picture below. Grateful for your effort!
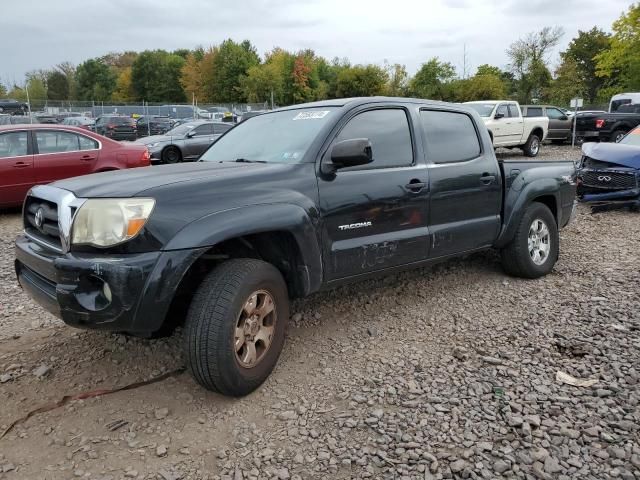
[466,103,496,117]
[200,108,336,163]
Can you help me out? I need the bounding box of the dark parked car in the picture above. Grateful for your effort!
[134,120,233,163]
[136,115,173,138]
[521,105,573,144]
[14,97,577,396]
[0,124,150,207]
[575,106,640,144]
[577,126,640,204]
[32,113,58,124]
[0,99,28,115]
[94,115,137,141]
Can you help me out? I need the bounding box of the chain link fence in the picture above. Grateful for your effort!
[19,100,272,119]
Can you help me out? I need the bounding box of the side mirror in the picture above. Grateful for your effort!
[186,131,196,138]
[494,112,505,119]
[560,115,568,121]
[323,139,372,174]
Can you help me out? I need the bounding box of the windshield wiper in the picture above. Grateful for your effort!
[234,158,267,163]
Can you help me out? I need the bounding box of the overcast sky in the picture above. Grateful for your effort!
[0,0,632,85]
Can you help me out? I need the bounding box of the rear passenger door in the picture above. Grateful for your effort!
[34,130,99,183]
[318,107,429,281]
[420,109,502,258]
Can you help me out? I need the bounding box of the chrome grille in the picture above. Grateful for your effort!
[24,197,62,249]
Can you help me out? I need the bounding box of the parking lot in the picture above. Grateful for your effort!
[0,144,638,479]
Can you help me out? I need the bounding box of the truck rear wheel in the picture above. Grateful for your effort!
[522,134,541,157]
[611,129,627,143]
[184,259,289,396]
[500,202,558,279]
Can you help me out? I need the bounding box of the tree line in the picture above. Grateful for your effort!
[2,4,639,108]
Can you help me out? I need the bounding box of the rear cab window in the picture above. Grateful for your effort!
[525,107,543,117]
[420,110,481,163]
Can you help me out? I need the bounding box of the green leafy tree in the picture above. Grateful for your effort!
[46,70,69,100]
[562,27,610,104]
[25,72,47,101]
[131,50,186,102]
[0,83,6,98]
[384,62,409,96]
[335,65,388,98]
[596,4,640,92]
[459,74,507,101]
[547,56,585,106]
[207,39,260,102]
[57,62,77,100]
[507,26,563,103]
[7,86,27,102]
[409,58,457,100]
[76,58,116,101]
[112,67,135,102]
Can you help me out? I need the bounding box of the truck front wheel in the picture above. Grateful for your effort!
[184,259,289,396]
[500,202,559,278]
[522,134,541,157]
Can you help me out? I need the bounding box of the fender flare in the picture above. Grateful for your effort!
[165,203,323,291]
[494,177,560,248]
[131,203,323,333]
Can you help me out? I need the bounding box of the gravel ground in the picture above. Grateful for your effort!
[1,144,639,480]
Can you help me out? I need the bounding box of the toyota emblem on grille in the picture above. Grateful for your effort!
[597,175,612,182]
[34,208,44,228]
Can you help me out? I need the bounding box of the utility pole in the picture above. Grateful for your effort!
[26,85,32,123]
[463,43,469,79]
[271,90,274,110]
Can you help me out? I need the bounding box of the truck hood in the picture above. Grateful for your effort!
[53,162,296,198]
[582,142,640,169]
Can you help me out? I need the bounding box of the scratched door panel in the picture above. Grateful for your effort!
[319,166,429,280]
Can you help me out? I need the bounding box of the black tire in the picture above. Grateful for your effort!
[610,129,627,143]
[184,259,289,396]
[522,134,541,157]
[162,146,182,163]
[500,202,559,279]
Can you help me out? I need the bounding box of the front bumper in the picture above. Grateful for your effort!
[15,235,205,334]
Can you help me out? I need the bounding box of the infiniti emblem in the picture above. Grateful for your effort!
[598,175,612,182]
[34,208,44,228]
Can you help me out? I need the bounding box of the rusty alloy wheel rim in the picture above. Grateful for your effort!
[234,290,276,368]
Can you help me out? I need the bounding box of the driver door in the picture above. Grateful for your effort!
[317,107,429,281]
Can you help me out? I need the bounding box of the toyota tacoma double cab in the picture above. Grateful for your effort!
[15,97,577,396]
[465,101,549,156]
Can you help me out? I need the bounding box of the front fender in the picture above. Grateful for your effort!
[163,203,323,293]
[494,177,560,248]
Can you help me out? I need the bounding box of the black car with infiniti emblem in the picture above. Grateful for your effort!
[577,126,640,205]
[15,97,577,397]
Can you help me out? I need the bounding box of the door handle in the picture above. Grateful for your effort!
[405,180,427,192]
[480,173,496,185]
[13,162,29,168]
[80,155,95,161]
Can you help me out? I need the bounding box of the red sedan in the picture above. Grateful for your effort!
[0,124,151,207]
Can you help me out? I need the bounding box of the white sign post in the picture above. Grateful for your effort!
[570,98,584,148]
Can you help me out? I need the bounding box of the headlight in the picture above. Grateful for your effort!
[72,198,155,247]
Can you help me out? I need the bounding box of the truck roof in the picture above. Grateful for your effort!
[275,96,452,111]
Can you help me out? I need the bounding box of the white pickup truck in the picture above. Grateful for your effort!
[465,101,549,157]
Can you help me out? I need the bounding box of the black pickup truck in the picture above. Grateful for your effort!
[15,97,577,396]
[575,104,640,143]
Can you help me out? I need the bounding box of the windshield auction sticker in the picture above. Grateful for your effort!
[292,110,331,120]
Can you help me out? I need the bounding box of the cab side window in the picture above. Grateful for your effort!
[496,104,509,118]
[421,110,481,163]
[333,109,413,169]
